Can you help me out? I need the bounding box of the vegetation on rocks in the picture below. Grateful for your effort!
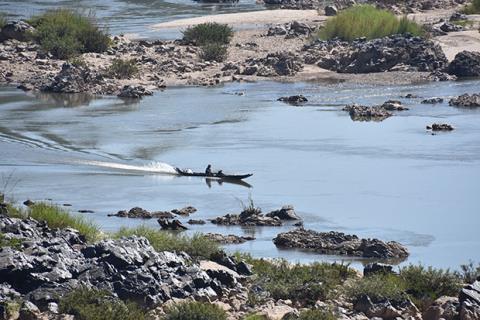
[293,309,337,320]
[0,12,6,29]
[163,301,227,320]
[459,261,480,284]
[0,232,23,250]
[113,225,221,259]
[317,5,424,41]
[200,42,228,62]
[108,58,139,79]
[463,0,480,14]
[28,9,110,59]
[182,22,233,45]
[59,287,146,320]
[345,273,407,302]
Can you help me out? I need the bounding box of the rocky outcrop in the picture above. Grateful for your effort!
[354,294,421,319]
[448,51,480,78]
[449,94,480,107]
[459,281,480,320]
[325,5,338,16]
[265,205,301,220]
[303,34,448,74]
[428,70,457,82]
[210,213,282,227]
[0,215,242,310]
[267,21,314,38]
[117,85,153,99]
[423,296,459,320]
[171,206,197,216]
[158,218,188,230]
[243,52,303,77]
[108,207,175,219]
[427,123,454,131]
[187,219,206,225]
[0,21,34,42]
[277,95,308,105]
[42,63,97,94]
[204,233,255,244]
[381,100,409,111]
[273,228,409,259]
[343,104,393,121]
[422,97,444,104]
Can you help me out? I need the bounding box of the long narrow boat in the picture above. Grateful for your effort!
[175,167,253,180]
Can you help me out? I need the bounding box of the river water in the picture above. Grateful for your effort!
[1,79,479,269]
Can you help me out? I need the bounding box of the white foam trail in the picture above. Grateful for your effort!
[76,160,178,174]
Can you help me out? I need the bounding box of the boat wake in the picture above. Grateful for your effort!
[75,160,178,175]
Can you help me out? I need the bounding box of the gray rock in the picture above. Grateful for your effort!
[325,5,338,16]
[277,95,308,105]
[448,51,480,77]
[439,22,464,33]
[0,21,34,42]
[449,93,480,107]
[343,104,393,121]
[422,97,444,104]
[118,85,153,99]
[426,123,454,131]
[265,205,301,220]
[158,218,188,230]
[204,233,255,244]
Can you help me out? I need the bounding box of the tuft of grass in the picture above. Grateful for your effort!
[248,259,355,306]
[0,232,24,250]
[28,9,110,59]
[200,43,228,62]
[59,286,146,320]
[107,58,138,79]
[163,301,227,320]
[182,22,233,46]
[113,226,221,259]
[0,12,6,29]
[459,261,480,284]
[19,203,100,242]
[345,274,406,303]
[400,265,463,311]
[243,315,268,320]
[317,5,424,41]
[69,57,88,68]
[463,0,480,14]
[290,309,336,320]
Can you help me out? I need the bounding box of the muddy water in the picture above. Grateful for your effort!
[1,79,479,269]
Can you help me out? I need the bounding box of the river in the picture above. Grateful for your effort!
[1,78,479,269]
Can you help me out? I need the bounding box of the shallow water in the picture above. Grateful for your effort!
[1,79,479,269]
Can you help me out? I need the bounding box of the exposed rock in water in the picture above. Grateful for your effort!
[210,206,285,226]
[204,233,255,244]
[422,97,444,104]
[265,205,301,220]
[0,21,35,42]
[118,85,153,99]
[187,219,206,225]
[0,215,242,309]
[448,51,480,78]
[449,94,480,107]
[343,104,393,122]
[428,70,457,82]
[171,206,197,216]
[273,228,409,259]
[303,34,448,74]
[277,95,308,105]
[158,218,188,230]
[108,207,175,219]
[42,63,96,94]
[244,52,303,77]
[426,123,454,131]
[381,100,409,111]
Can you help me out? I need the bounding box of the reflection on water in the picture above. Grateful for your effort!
[0,79,480,270]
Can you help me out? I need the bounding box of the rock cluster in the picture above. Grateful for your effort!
[273,228,409,259]
[42,63,98,94]
[242,52,303,77]
[343,104,393,121]
[303,34,448,74]
[0,215,243,311]
[449,94,480,107]
[210,205,300,226]
[427,123,454,131]
[109,206,196,219]
[0,21,35,42]
[448,51,480,78]
[267,21,314,38]
[277,95,308,105]
[354,294,421,319]
[118,85,153,99]
[204,233,255,244]
[158,218,188,230]
[422,97,444,104]
[459,280,480,320]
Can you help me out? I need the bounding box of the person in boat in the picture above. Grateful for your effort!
[205,164,213,176]
[217,170,225,177]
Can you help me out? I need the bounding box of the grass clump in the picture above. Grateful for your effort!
[59,287,146,320]
[0,12,6,29]
[163,301,227,320]
[182,22,233,46]
[0,233,24,250]
[248,259,355,305]
[200,43,228,62]
[318,5,424,41]
[345,274,406,302]
[108,58,138,79]
[28,9,110,59]
[459,261,480,284]
[290,309,336,320]
[113,225,221,259]
[463,0,480,14]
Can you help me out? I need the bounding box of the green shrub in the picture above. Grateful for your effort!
[292,309,336,320]
[26,203,100,242]
[163,301,227,320]
[59,287,146,320]
[345,274,406,303]
[0,13,6,29]
[113,226,221,259]
[318,5,424,41]
[182,22,233,45]
[248,259,355,305]
[200,43,228,62]
[107,58,138,79]
[463,0,480,14]
[69,57,88,68]
[459,261,480,284]
[400,265,462,310]
[0,233,23,250]
[29,9,110,59]
[243,314,267,320]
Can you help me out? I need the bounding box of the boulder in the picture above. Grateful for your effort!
[118,85,153,99]
[158,219,188,230]
[459,281,480,320]
[273,228,409,259]
[277,95,308,105]
[423,296,459,320]
[448,51,480,77]
[187,219,206,225]
[381,100,409,111]
[325,5,338,16]
[343,104,393,121]
[0,21,35,42]
[439,22,464,33]
[422,97,444,104]
[449,94,480,107]
[108,207,175,219]
[426,123,454,131]
[42,63,95,94]
[265,205,301,220]
[171,206,197,216]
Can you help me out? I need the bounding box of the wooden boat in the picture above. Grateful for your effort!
[175,167,253,180]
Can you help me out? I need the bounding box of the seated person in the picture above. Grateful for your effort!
[205,164,212,176]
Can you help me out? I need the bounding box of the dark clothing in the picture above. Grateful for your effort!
[205,165,212,176]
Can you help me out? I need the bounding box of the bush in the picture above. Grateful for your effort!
[29,9,110,59]
[345,274,406,303]
[182,22,233,45]
[459,261,480,284]
[291,309,336,320]
[20,203,100,242]
[318,5,424,41]
[400,265,463,310]
[113,226,221,259]
[200,43,228,62]
[108,58,138,79]
[248,259,355,305]
[163,301,227,320]
[59,287,146,320]
[463,0,480,14]
[0,13,6,29]
[243,315,267,320]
